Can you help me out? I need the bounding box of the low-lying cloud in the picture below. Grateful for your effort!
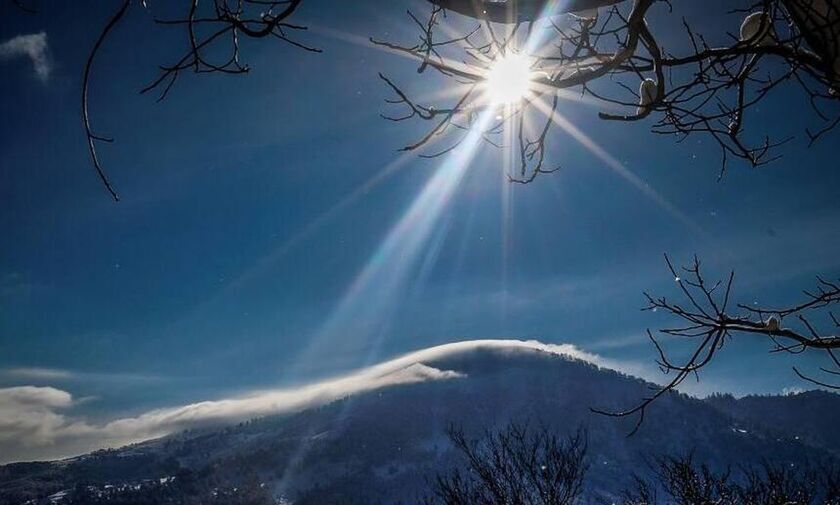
[0,339,642,464]
[0,32,51,80]
[0,386,89,454]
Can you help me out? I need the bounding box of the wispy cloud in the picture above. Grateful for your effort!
[585,332,650,352]
[0,272,36,300]
[0,32,50,80]
[2,367,75,381]
[0,366,165,384]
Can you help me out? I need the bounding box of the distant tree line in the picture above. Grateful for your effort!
[11,422,840,504]
[62,467,276,505]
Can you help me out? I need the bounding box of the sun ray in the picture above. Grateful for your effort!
[529,96,709,238]
[230,153,417,292]
[394,82,482,110]
[523,0,578,53]
[500,108,515,324]
[317,111,495,339]
[273,108,496,491]
[165,151,425,334]
[279,107,496,386]
[531,82,627,113]
[307,23,485,81]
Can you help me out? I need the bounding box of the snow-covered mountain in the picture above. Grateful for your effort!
[1,341,838,504]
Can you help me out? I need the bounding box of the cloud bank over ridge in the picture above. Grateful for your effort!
[0,339,636,464]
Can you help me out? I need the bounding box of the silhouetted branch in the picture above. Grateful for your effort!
[142,0,318,101]
[76,0,314,200]
[10,0,37,14]
[377,0,840,182]
[595,254,840,433]
[82,0,131,202]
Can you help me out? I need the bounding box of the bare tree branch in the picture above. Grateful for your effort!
[82,0,131,202]
[594,254,840,434]
[77,0,315,200]
[426,423,588,505]
[376,0,840,182]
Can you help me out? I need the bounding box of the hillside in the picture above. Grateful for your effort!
[1,342,837,504]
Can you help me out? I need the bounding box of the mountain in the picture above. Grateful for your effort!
[1,341,838,504]
[705,390,840,456]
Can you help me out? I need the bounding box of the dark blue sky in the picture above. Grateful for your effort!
[2,0,839,425]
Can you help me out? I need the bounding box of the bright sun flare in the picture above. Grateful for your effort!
[485,53,533,105]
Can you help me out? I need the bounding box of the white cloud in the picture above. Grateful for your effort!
[0,339,679,464]
[0,386,88,450]
[585,332,650,351]
[2,367,75,381]
[0,32,51,80]
[0,366,165,384]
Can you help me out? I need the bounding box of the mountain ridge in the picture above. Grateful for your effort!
[2,341,838,504]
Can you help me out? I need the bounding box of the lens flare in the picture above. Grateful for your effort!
[485,53,533,104]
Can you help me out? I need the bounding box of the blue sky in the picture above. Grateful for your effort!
[1,0,840,459]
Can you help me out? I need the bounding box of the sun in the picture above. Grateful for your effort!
[484,52,534,105]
